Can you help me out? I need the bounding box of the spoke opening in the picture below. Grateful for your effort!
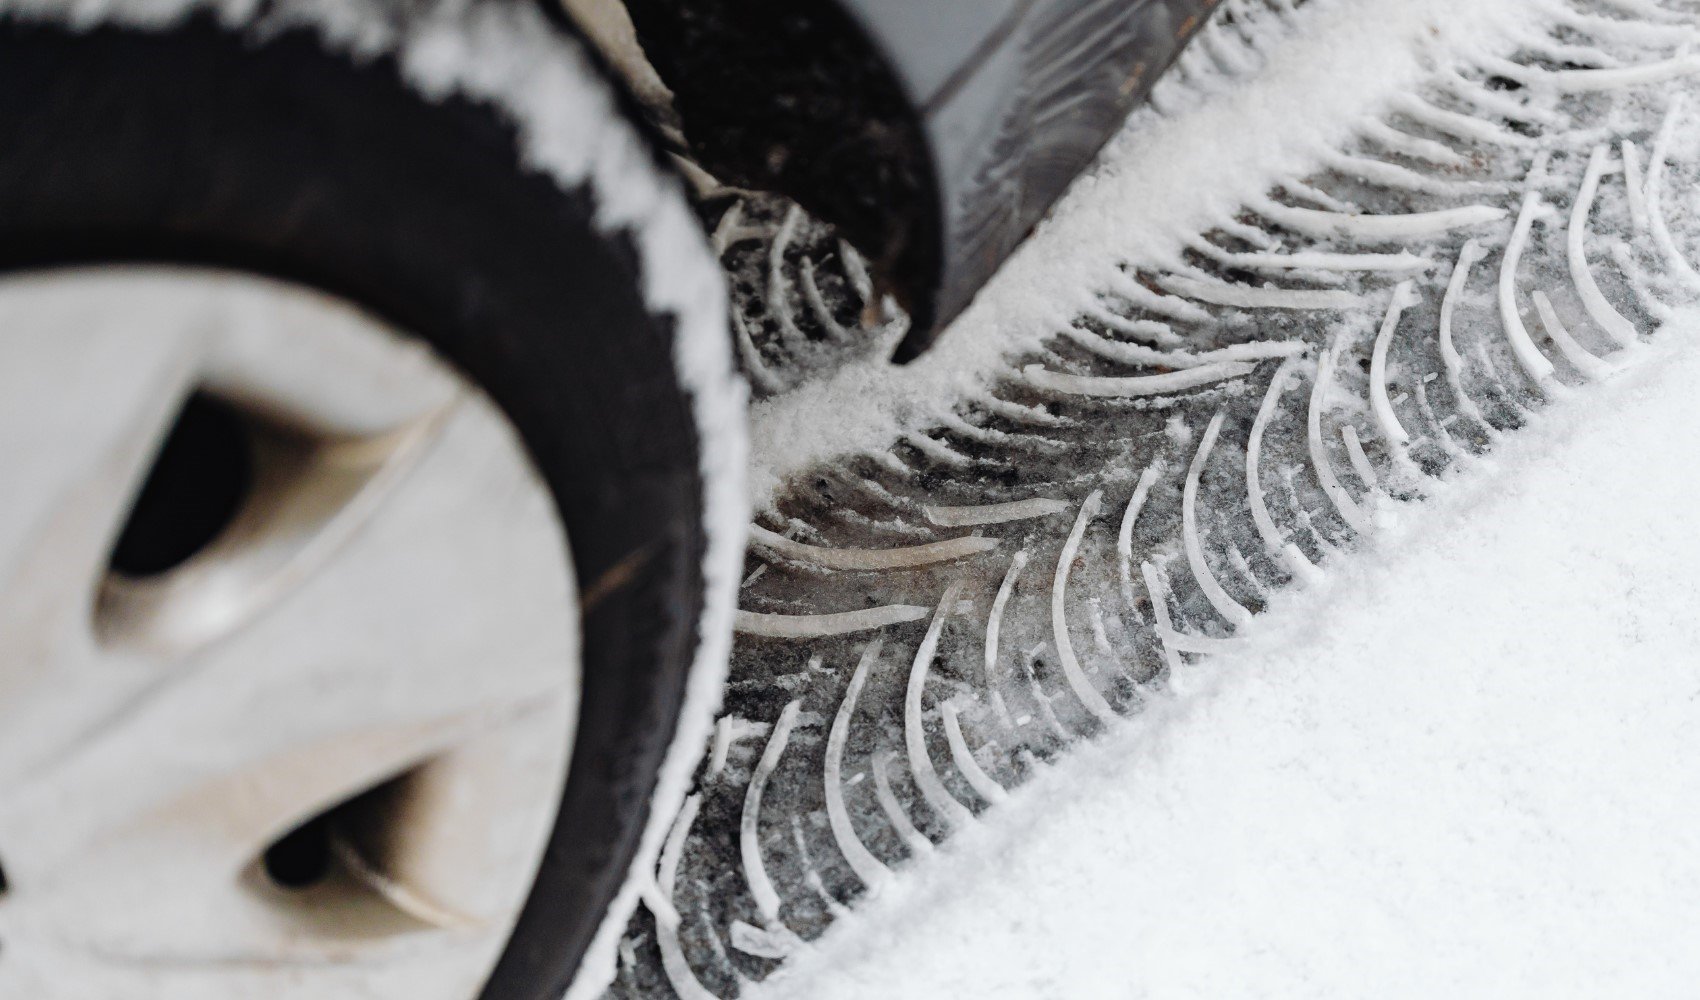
[251,770,440,938]
[262,812,336,890]
[254,744,545,936]
[108,392,255,578]
[92,391,434,653]
[259,767,415,895]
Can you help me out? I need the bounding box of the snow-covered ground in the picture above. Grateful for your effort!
[763,314,1700,1000]
[612,0,1700,995]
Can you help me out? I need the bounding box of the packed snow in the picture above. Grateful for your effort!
[759,309,1700,1000]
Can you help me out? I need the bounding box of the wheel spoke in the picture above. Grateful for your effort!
[0,273,210,788]
[0,272,207,647]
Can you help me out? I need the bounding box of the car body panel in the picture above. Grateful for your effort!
[888,0,1221,357]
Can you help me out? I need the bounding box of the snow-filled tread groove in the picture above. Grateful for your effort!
[712,191,905,398]
[607,1,1700,995]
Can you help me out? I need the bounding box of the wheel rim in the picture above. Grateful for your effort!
[0,266,579,999]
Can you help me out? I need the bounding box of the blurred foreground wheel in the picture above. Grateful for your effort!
[0,3,745,999]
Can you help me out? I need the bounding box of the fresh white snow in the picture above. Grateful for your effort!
[760,309,1700,1000]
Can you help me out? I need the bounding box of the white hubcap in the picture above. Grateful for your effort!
[0,268,579,999]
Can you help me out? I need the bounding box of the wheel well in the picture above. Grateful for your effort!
[546,0,943,338]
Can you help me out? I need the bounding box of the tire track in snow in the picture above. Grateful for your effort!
[608,1,1700,995]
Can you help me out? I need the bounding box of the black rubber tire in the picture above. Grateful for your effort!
[0,9,722,1000]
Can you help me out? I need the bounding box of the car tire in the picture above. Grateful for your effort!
[0,2,745,998]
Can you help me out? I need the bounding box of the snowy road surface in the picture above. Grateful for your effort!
[607,0,1700,995]
[762,325,1700,1000]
